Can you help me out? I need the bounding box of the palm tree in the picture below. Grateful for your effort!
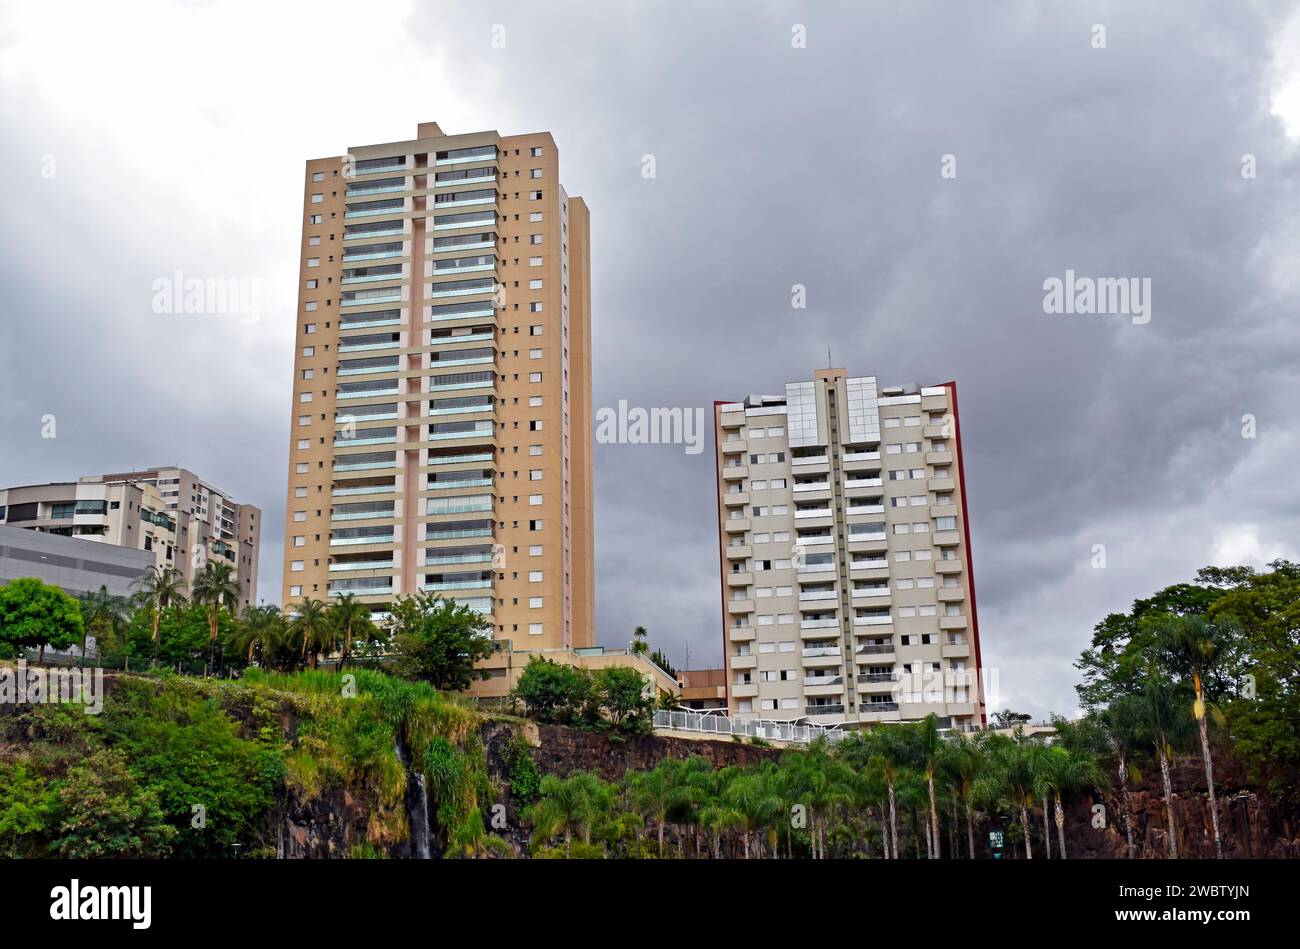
[976,734,1038,859]
[527,772,605,856]
[1102,696,1144,859]
[232,604,285,666]
[940,731,983,858]
[191,561,240,670]
[1136,674,1195,859]
[291,598,330,669]
[1159,614,1234,859]
[629,761,684,858]
[630,625,649,657]
[77,585,130,659]
[725,771,781,859]
[447,808,513,859]
[912,714,945,859]
[327,593,374,670]
[698,801,742,859]
[872,726,910,860]
[130,565,187,666]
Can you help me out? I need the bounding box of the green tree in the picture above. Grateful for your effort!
[130,565,187,665]
[390,593,493,691]
[526,772,607,856]
[232,604,286,666]
[291,597,331,668]
[0,577,83,662]
[77,585,131,657]
[0,762,57,858]
[511,657,593,724]
[191,562,240,669]
[630,625,649,657]
[327,592,377,670]
[1135,674,1195,859]
[1157,613,1236,859]
[593,666,654,733]
[51,749,177,858]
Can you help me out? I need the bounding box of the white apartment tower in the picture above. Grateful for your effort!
[714,368,984,731]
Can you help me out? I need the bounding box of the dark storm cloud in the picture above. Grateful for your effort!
[2,0,1297,716]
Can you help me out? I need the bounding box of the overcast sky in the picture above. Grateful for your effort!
[2,0,1298,718]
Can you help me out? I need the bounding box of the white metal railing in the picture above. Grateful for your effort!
[654,709,847,745]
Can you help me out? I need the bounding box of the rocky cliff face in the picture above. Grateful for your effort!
[492,721,782,782]
[1058,757,1299,860]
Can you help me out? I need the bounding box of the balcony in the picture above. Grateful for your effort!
[852,588,891,602]
[928,477,956,493]
[724,517,751,533]
[794,508,833,521]
[849,562,890,578]
[935,559,963,575]
[924,451,951,465]
[942,642,971,659]
[792,481,830,493]
[938,587,965,603]
[721,464,748,481]
[728,626,756,642]
[860,702,901,717]
[857,642,896,656]
[790,454,828,467]
[804,705,845,718]
[718,410,745,428]
[732,683,758,699]
[798,589,837,602]
[796,562,836,577]
[727,600,755,615]
[723,492,749,507]
[934,531,961,547]
[939,614,968,631]
[328,560,394,573]
[921,393,949,413]
[856,675,898,693]
[730,654,757,671]
[802,652,843,669]
[843,477,883,491]
[727,572,753,587]
[724,544,751,560]
[853,614,892,627]
[799,623,839,639]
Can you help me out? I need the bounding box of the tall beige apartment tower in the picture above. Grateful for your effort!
[280,121,594,663]
[714,369,984,732]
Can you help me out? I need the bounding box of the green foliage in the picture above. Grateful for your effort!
[511,658,593,724]
[51,749,177,858]
[0,577,83,657]
[88,677,284,857]
[509,740,542,807]
[0,762,57,857]
[389,593,493,690]
[510,659,655,734]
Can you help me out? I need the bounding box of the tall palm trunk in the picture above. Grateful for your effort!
[151,610,161,667]
[1020,802,1033,859]
[1197,708,1223,859]
[887,777,899,861]
[1118,754,1135,859]
[879,811,891,859]
[927,771,940,859]
[1054,791,1067,858]
[1043,800,1053,859]
[964,800,976,858]
[207,610,218,670]
[1157,741,1178,859]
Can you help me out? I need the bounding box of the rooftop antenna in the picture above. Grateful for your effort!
[827,347,833,368]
